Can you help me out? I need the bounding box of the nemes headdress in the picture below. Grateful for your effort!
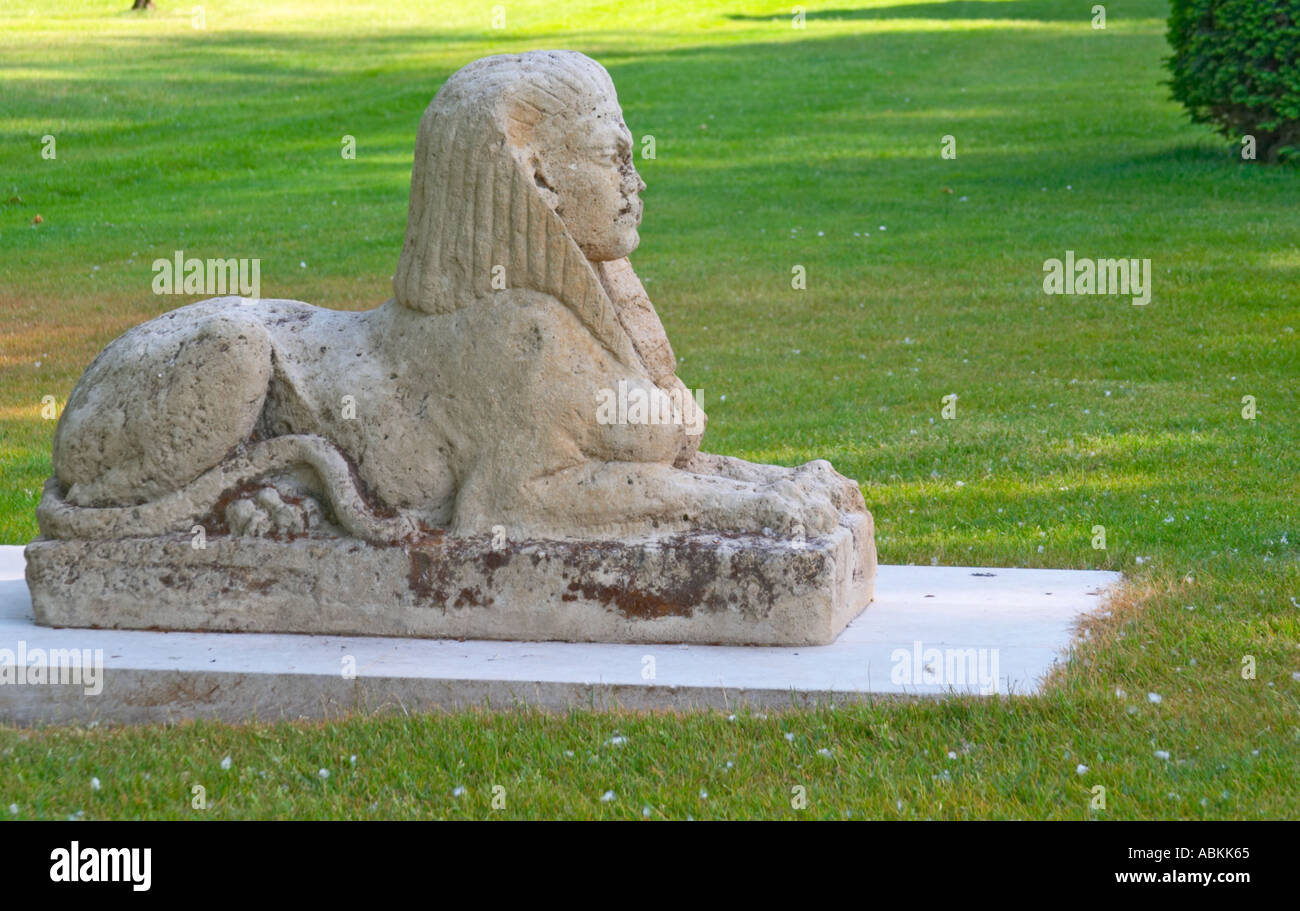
[394,50,637,365]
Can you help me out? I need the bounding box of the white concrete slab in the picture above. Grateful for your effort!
[0,545,1121,723]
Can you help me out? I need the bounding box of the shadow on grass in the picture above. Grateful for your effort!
[1,15,1212,197]
[727,0,1091,24]
[6,18,1284,335]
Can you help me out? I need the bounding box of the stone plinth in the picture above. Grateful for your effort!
[0,545,1122,724]
[26,514,874,647]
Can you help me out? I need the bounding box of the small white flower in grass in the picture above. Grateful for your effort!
[1135,556,1148,565]
[784,732,795,742]
[1252,750,1260,756]
[600,790,616,803]
[91,778,101,791]
[349,755,357,765]
[642,806,652,818]
[8,804,17,814]
[220,756,232,770]
[1115,687,1126,698]
[947,751,957,760]
[1292,672,1300,682]
[1154,750,1170,761]
[452,786,466,797]
[318,768,329,780]
[726,713,736,722]
[878,225,886,231]
[1076,764,1089,775]
[564,750,574,758]
[299,261,306,268]
[699,789,709,798]
[817,748,833,759]
[1126,705,1138,715]
[1147,692,1162,704]
[605,735,627,746]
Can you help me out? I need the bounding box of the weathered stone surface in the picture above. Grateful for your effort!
[30,50,877,645]
[0,547,1122,725]
[27,513,873,646]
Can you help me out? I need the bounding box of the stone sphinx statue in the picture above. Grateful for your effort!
[27,51,876,646]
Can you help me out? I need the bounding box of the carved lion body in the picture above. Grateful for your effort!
[40,51,862,544]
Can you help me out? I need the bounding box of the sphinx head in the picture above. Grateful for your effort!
[395,51,647,316]
[523,81,645,262]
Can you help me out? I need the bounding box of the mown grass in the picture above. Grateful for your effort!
[1,0,1297,819]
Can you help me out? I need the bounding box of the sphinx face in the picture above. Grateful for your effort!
[532,97,646,262]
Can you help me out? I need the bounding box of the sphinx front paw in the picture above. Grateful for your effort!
[754,478,839,538]
[792,459,866,514]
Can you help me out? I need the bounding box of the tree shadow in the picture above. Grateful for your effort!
[728,0,1088,24]
[3,18,1276,296]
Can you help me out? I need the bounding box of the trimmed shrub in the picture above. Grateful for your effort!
[1166,0,1300,162]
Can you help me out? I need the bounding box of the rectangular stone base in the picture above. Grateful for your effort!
[0,545,1121,723]
[24,514,875,646]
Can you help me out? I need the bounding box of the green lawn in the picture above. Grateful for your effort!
[1,0,1298,819]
